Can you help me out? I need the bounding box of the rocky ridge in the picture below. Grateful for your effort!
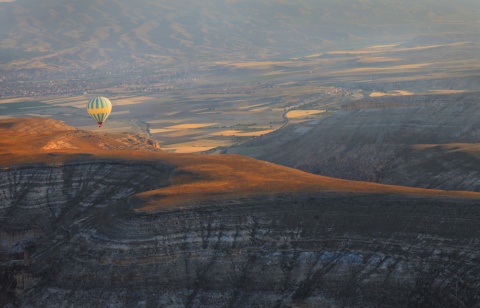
[1,118,480,307]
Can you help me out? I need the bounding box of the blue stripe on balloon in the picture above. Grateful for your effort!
[101,98,105,108]
[96,98,99,109]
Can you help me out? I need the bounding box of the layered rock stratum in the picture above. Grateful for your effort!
[1,118,479,307]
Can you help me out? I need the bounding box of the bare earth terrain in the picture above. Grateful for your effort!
[1,118,480,307]
[0,0,479,306]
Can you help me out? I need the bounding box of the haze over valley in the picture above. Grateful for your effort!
[1,0,479,155]
[1,0,480,306]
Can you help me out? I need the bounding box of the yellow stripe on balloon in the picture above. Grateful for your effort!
[86,97,112,126]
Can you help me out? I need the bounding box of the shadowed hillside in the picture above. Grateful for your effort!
[1,118,480,307]
[1,1,480,304]
[1,118,477,202]
[226,91,480,192]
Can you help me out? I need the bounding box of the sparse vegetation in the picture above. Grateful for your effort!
[1,0,479,307]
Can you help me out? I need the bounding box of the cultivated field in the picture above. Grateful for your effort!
[286,110,326,118]
[369,90,415,97]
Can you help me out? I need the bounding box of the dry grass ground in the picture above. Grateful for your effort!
[357,57,403,63]
[427,90,471,95]
[0,97,38,104]
[214,61,294,68]
[286,110,326,118]
[209,129,274,137]
[370,90,415,97]
[324,42,469,56]
[150,128,177,134]
[338,63,433,74]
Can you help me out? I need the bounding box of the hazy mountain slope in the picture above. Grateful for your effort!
[225,91,480,191]
[1,118,480,307]
[0,0,478,70]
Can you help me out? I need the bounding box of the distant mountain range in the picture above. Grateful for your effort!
[0,0,478,70]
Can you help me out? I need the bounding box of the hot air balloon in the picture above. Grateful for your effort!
[86,97,112,127]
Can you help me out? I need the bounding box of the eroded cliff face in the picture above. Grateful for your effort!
[1,118,479,307]
[0,160,173,306]
[1,161,480,307]
[0,161,172,231]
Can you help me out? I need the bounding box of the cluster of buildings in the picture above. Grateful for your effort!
[0,65,193,99]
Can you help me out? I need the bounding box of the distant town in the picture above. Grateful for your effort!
[0,64,193,98]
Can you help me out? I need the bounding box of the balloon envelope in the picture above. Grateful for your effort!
[86,97,112,127]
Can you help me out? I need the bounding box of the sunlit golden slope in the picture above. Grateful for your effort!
[1,118,478,211]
